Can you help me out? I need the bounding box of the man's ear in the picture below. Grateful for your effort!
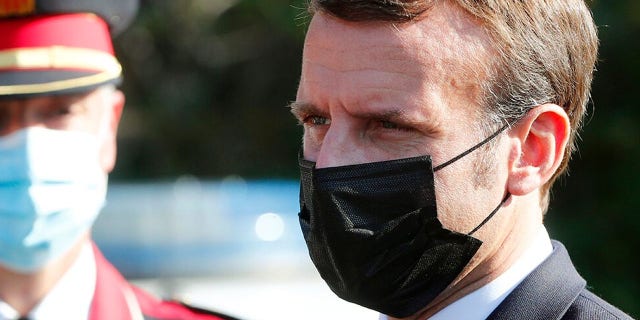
[507,104,570,196]
[99,89,124,173]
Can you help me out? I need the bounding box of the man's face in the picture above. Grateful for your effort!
[293,3,517,289]
[0,88,124,173]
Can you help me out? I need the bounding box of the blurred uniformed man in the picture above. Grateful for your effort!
[0,1,237,319]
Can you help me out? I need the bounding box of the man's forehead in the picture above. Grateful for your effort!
[305,4,493,76]
[306,14,423,64]
[302,6,493,111]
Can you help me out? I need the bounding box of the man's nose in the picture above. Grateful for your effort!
[314,125,368,169]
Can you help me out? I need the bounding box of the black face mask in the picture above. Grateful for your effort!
[298,125,511,318]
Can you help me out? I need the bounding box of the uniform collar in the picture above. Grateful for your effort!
[89,242,143,320]
[0,242,96,320]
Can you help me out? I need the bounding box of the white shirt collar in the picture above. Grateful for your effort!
[380,227,553,320]
[0,243,97,320]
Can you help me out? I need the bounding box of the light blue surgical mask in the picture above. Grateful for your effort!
[0,127,107,273]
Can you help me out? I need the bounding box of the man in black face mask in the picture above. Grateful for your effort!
[290,0,633,319]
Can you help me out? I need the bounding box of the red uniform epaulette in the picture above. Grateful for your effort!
[132,286,240,320]
[90,243,239,320]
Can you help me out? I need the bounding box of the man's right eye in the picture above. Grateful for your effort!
[304,115,331,126]
[50,105,72,117]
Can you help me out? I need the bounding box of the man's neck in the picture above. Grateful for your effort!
[0,235,89,317]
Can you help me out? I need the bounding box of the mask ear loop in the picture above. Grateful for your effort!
[430,121,515,236]
[468,192,511,236]
[433,122,512,172]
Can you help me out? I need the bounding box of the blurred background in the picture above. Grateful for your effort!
[93,0,639,319]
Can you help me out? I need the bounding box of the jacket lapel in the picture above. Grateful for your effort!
[487,241,586,320]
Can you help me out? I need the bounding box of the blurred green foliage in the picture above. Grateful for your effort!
[114,0,306,179]
[112,0,639,317]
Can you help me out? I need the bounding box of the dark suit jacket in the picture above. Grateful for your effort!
[487,241,633,320]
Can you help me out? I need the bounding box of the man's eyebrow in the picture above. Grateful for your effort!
[356,108,420,127]
[288,101,327,119]
[289,101,405,119]
[52,92,86,106]
[288,101,440,134]
[356,109,405,121]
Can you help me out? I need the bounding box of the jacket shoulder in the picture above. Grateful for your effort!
[562,289,635,320]
[488,241,633,320]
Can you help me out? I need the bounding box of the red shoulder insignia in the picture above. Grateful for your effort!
[132,285,240,320]
[178,301,243,320]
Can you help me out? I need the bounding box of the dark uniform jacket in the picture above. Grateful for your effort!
[90,243,239,320]
[488,241,634,320]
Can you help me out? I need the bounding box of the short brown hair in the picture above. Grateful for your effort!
[307,0,599,210]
